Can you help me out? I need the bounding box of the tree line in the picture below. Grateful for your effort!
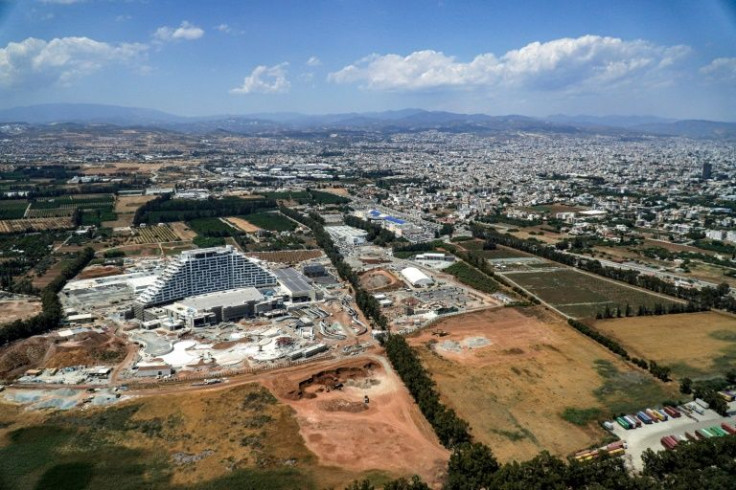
[343,215,398,246]
[0,247,95,346]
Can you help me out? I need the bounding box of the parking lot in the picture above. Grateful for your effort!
[610,403,736,471]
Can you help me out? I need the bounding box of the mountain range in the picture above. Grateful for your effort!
[1,103,735,139]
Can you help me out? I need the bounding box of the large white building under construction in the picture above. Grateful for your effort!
[135,246,276,312]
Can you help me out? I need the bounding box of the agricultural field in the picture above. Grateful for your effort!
[187,217,238,237]
[0,200,29,220]
[241,211,297,232]
[0,380,431,489]
[408,307,679,463]
[593,311,736,379]
[133,225,180,244]
[0,297,42,324]
[503,268,681,318]
[455,240,530,259]
[0,217,74,234]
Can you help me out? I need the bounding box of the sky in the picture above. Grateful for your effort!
[0,0,735,120]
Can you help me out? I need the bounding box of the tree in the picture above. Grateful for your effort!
[680,377,693,395]
[445,442,499,490]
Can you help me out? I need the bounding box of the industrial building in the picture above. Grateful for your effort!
[325,225,368,246]
[415,253,455,262]
[62,272,159,309]
[400,267,434,287]
[275,268,323,302]
[135,246,276,312]
[158,287,280,328]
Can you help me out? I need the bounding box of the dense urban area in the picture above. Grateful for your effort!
[0,119,735,490]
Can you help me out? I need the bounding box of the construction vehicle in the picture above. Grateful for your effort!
[431,329,449,337]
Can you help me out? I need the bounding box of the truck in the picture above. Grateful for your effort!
[616,417,631,429]
[694,398,710,410]
[721,423,736,435]
[689,402,705,415]
[624,415,640,428]
[709,426,728,437]
[646,408,662,422]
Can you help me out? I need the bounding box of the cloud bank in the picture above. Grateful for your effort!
[328,35,690,92]
[0,36,146,88]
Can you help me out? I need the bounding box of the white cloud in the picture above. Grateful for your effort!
[230,63,290,94]
[116,14,132,22]
[306,56,321,67]
[0,36,147,89]
[153,21,204,42]
[700,57,736,81]
[329,35,690,92]
[216,24,231,33]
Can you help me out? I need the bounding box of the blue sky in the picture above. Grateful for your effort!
[0,0,735,119]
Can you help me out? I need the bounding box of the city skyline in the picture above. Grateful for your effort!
[0,0,735,120]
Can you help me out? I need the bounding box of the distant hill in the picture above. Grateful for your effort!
[0,103,734,139]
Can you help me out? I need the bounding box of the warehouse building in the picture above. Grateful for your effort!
[400,267,434,287]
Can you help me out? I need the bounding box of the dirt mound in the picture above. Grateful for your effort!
[77,265,124,279]
[46,332,128,369]
[270,362,378,401]
[0,336,53,378]
[317,398,368,413]
[358,269,401,291]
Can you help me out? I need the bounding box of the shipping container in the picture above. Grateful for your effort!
[616,417,631,429]
[663,406,681,418]
[654,409,669,421]
[646,408,661,422]
[701,428,715,438]
[607,448,625,457]
[721,423,736,435]
[709,426,728,437]
[624,415,639,428]
[718,391,735,402]
[695,398,710,409]
[637,411,653,424]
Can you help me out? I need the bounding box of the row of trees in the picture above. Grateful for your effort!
[279,207,389,330]
[349,432,736,489]
[0,247,95,345]
[595,301,701,319]
[470,222,734,313]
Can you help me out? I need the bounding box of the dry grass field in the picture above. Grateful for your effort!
[225,216,261,233]
[0,298,42,324]
[408,307,679,462]
[593,311,736,378]
[0,378,431,489]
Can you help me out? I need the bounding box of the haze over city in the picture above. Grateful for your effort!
[0,0,735,119]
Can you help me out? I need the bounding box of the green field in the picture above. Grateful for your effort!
[503,268,680,318]
[242,211,297,232]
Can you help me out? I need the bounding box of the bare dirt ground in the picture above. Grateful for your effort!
[0,298,42,325]
[263,357,449,486]
[321,187,351,197]
[225,216,261,233]
[0,331,129,378]
[594,311,736,377]
[76,265,124,279]
[246,250,323,263]
[359,268,403,292]
[408,307,665,462]
[169,221,198,241]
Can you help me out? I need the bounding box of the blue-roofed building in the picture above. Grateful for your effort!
[384,216,406,225]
